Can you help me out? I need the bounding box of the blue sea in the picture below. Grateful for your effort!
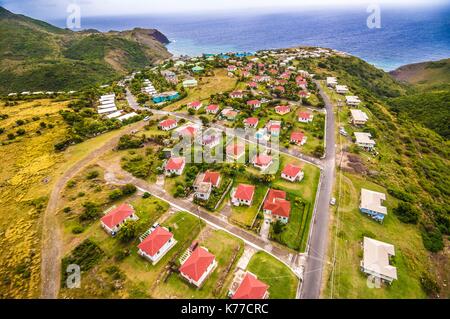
[50,5,450,71]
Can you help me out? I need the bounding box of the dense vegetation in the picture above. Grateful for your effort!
[0,6,171,94]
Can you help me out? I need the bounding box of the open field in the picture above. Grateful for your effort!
[164,69,237,112]
[323,172,428,299]
[247,251,299,299]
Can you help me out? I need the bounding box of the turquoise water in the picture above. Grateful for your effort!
[51,6,450,71]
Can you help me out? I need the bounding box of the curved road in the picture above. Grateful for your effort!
[40,121,146,299]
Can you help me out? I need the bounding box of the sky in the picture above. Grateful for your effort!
[1,0,449,19]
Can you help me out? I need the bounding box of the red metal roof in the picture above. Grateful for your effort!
[263,189,291,218]
[282,164,302,178]
[245,117,259,126]
[232,273,269,299]
[159,119,177,128]
[253,155,273,166]
[298,111,312,119]
[179,246,215,282]
[203,171,221,187]
[165,157,185,170]
[291,131,305,142]
[206,104,219,111]
[234,184,255,202]
[101,204,134,229]
[275,105,290,114]
[226,143,245,156]
[138,226,173,257]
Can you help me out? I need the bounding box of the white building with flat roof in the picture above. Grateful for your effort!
[354,132,375,150]
[350,109,369,125]
[326,77,338,87]
[336,85,349,94]
[346,95,361,106]
[361,237,397,284]
[360,189,387,222]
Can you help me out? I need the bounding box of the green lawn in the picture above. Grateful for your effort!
[323,172,428,299]
[152,229,244,299]
[271,155,321,251]
[247,252,299,299]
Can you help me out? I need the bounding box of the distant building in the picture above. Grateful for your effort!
[263,189,291,224]
[179,246,217,287]
[350,109,369,125]
[354,132,375,150]
[229,271,269,299]
[165,157,186,176]
[346,95,361,107]
[183,79,198,88]
[138,226,177,265]
[231,184,255,206]
[281,164,304,182]
[298,111,314,123]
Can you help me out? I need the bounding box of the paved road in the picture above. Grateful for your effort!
[103,165,303,277]
[40,121,146,299]
[299,81,336,299]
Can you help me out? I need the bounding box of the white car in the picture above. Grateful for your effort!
[330,198,337,206]
[143,116,151,122]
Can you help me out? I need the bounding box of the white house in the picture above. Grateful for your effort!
[179,246,217,287]
[361,237,397,284]
[346,95,361,107]
[335,85,349,94]
[164,157,186,176]
[231,184,255,206]
[138,225,177,265]
[281,164,304,182]
[327,77,338,87]
[100,204,138,236]
[360,189,388,223]
[350,109,369,125]
[354,132,376,150]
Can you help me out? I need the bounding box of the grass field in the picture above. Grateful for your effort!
[151,229,244,299]
[323,172,428,299]
[247,252,299,299]
[164,69,237,112]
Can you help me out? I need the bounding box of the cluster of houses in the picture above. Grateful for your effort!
[99,202,269,297]
[327,77,374,151]
[98,93,138,122]
[8,90,77,97]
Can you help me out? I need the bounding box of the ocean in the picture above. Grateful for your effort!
[50,5,450,71]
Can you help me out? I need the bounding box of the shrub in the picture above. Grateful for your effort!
[421,227,444,252]
[118,134,145,150]
[142,192,151,199]
[40,122,47,128]
[117,221,137,243]
[86,170,100,180]
[16,128,26,136]
[7,133,15,140]
[393,202,419,224]
[71,226,84,234]
[67,180,76,188]
[109,189,123,201]
[0,128,4,134]
[63,207,72,213]
[121,184,137,196]
[79,201,101,222]
[15,119,25,126]
[420,274,440,297]
[273,220,285,234]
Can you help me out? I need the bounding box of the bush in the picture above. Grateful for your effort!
[79,201,101,222]
[117,221,137,243]
[421,227,444,252]
[273,220,285,234]
[40,122,47,128]
[67,180,76,188]
[393,202,419,224]
[0,128,4,134]
[63,207,72,213]
[118,134,145,150]
[109,189,123,201]
[420,274,440,297]
[121,184,137,196]
[71,226,84,234]
[15,119,25,126]
[16,128,26,136]
[7,133,15,140]
[86,170,99,180]
[142,192,151,199]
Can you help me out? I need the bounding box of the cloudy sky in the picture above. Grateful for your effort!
[1,0,447,19]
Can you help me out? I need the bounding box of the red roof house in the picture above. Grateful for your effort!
[101,204,137,235]
[298,111,314,123]
[138,226,176,264]
[187,101,203,111]
[206,104,219,114]
[244,117,259,128]
[231,272,269,299]
[252,154,273,170]
[203,171,221,188]
[247,100,261,109]
[159,119,178,131]
[281,164,304,182]
[165,157,186,176]
[275,105,291,115]
[231,184,255,206]
[230,91,244,99]
[179,246,217,287]
[263,189,291,223]
[226,142,245,160]
[290,131,307,145]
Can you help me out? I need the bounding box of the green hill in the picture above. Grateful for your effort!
[388,59,450,139]
[0,6,171,94]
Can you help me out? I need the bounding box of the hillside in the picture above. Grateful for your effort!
[0,7,171,94]
[388,59,450,139]
[390,58,450,90]
[314,54,449,298]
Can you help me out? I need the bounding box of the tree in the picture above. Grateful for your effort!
[79,201,100,222]
[121,184,137,196]
[109,189,123,201]
[313,145,325,158]
[117,221,137,243]
[273,220,285,234]
[393,202,419,224]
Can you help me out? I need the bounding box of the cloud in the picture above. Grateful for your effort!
[1,0,448,19]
